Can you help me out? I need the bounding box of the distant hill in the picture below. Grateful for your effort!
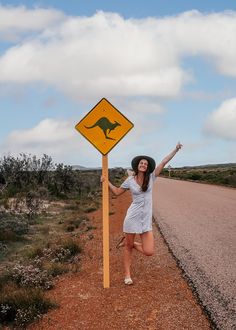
[72,165,101,171]
[175,163,236,169]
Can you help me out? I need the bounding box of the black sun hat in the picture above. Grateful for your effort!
[131,155,156,173]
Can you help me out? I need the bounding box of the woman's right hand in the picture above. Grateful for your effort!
[176,142,183,151]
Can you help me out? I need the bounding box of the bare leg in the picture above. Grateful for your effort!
[133,241,144,253]
[133,231,154,256]
[123,233,135,278]
[117,235,140,250]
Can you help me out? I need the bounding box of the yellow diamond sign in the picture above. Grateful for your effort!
[75,98,134,155]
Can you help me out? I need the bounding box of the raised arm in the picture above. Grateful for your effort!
[154,142,183,177]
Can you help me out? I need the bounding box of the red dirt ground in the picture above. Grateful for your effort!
[30,193,211,330]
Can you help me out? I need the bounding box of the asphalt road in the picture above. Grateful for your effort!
[152,177,236,330]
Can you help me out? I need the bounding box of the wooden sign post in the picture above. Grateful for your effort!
[75,98,133,288]
[102,154,109,287]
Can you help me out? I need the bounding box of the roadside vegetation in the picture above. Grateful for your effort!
[161,163,236,188]
[0,153,125,328]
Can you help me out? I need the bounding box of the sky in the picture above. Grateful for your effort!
[0,1,236,168]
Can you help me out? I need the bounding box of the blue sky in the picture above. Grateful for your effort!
[0,1,236,168]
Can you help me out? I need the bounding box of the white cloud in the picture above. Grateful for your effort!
[0,8,236,103]
[7,118,75,144]
[204,98,236,140]
[0,119,82,162]
[0,5,65,40]
[0,9,190,99]
[160,10,236,77]
[116,99,165,114]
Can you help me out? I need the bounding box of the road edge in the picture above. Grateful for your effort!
[153,216,218,330]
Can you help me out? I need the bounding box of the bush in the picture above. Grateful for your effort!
[0,273,11,291]
[45,262,69,277]
[57,238,82,258]
[0,284,54,327]
[25,190,42,219]
[10,264,53,290]
[27,240,81,265]
[67,216,88,229]
[0,243,8,258]
[0,213,29,242]
[26,245,49,260]
[84,206,97,213]
[187,172,202,180]
[66,225,75,232]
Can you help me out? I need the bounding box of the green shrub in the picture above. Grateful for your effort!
[85,225,96,232]
[45,262,69,277]
[26,245,47,259]
[59,238,82,256]
[72,218,84,228]
[0,273,11,291]
[39,225,50,235]
[187,172,202,180]
[0,243,8,258]
[0,213,29,242]
[0,284,54,327]
[228,174,236,186]
[66,225,75,232]
[84,206,97,213]
[10,264,53,290]
[65,217,86,230]
[26,240,81,264]
[64,204,78,211]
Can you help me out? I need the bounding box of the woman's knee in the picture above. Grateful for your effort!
[143,249,154,256]
[140,231,154,256]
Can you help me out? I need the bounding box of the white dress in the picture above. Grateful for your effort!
[120,172,157,234]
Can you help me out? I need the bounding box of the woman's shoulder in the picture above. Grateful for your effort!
[127,169,134,176]
[120,173,134,189]
[124,175,134,182]
[125,170,135,181]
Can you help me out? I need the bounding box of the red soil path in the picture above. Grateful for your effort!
[30,193,211,330]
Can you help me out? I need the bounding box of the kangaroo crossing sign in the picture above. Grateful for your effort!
[75,98,134,155]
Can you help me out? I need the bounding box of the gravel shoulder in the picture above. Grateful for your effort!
[30,192,211,330]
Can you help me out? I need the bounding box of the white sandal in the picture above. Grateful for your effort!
[124,277,133,285]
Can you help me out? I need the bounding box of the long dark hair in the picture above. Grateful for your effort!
[134,160,151,192]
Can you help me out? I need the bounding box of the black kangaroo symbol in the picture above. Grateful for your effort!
[84,117,121,140]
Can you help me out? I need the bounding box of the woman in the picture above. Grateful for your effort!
[104,142,182,285]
